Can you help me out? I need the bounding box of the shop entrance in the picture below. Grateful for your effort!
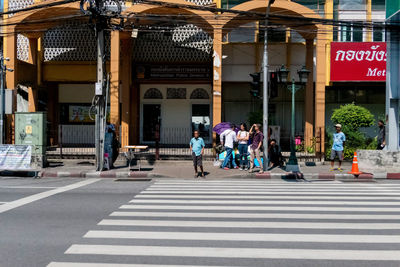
[142,104,161,142]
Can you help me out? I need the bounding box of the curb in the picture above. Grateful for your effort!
[20,170,400,180]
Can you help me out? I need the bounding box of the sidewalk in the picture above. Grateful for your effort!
[35,159,398,179]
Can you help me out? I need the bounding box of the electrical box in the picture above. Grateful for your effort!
[95,82,103,95]
[5,89,14,114]
[15,112,47,167]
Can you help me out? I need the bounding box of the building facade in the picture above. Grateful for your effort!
[3,0,385,152]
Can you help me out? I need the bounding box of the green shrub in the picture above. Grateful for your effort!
[327,103,375,160]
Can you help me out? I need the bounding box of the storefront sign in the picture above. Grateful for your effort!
[137,65,212,80]
[331,42,386,82]
[0,145,32,170]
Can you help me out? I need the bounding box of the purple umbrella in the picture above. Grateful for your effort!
[213,122,239,135]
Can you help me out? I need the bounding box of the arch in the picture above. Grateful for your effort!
[9,1,83,33]
[144,88,163,99]
[221,0,323,39]
[122,0,216,35]
[190,88,209,99]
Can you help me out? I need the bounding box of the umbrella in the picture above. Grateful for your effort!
[213,122,239,135]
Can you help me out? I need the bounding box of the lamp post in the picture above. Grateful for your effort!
[278,65,310,172]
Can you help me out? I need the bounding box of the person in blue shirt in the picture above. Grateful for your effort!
[330,124,346,172]
[190,130,205,178]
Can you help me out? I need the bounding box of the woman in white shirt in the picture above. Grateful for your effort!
[237,123,249,170]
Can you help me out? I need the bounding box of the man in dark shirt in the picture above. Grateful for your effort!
[249,124,264,173]
[377,120,386,150]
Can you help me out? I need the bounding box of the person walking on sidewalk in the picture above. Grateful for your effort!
[190,130,205,178]
[377,119,386,150]
[249,124,264,174]
[330,124,346,172]
[220,124,238,170]
[237,123,249,171]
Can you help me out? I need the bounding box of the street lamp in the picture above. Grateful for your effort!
[278,65,310,172]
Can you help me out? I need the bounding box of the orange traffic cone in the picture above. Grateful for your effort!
[348,152,362,176]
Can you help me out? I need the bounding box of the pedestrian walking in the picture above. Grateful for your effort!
[330,124,346,172]
[190,130,205,178]
[249,123,264,174]
[377,119,386,150]
[104,124,114,170]
[237,123,249,171]
[220,124,238,170]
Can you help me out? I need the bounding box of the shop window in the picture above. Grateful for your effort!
[167,88,186,99]
[144,88,163,99]
[190,88,209,99]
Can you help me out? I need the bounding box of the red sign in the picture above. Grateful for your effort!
[331,42,386,82]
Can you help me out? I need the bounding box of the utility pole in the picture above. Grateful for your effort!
[262,0,275,170]
[0,56,13,144]
[81,0,122,171]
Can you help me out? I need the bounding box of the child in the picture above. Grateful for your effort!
[190,130,205,178]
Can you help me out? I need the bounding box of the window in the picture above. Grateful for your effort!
[372,0,385,11]
[292,0,326,15]
[259,25,286,43]
[340,24,364,42]
[339,0,366,10]
[144,88,163,99]
[190,88,209,99]
[373,26,384,41]
[353,26,363,42]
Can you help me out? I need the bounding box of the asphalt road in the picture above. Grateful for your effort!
[2,177,400,267]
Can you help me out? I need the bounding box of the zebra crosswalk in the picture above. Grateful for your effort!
[48,180,400,266]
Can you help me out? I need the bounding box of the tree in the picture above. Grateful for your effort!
[331,103,374,133]
[328,103,375,159]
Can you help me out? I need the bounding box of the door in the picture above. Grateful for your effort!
[143,104,161,142]
[192,104,210,142]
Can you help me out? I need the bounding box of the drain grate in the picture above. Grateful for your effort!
[340,179,376,183]
[114,178,152,182]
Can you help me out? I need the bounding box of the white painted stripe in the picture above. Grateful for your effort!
[135,194,400,200]
[84,230,400,243]
[110,211,400,220]
[0,186,58,189]
[0,202,6,204]
[146,188,400,192]
[0,179,100,214]
[142,191,400,195]
[120,204,400,212]
[152,183,398,187]
[149,185,400,191]
[98,219,400,229]
[65,244,400,261]
[129,199,400,206]
[47,262,225,267]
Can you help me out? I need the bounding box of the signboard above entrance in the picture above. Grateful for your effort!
[331,42,386,82]
[136,65,212,80]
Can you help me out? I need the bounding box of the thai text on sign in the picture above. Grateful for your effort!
[331,42,386,82]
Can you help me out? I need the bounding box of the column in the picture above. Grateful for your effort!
[4,27,17,89]
[4,27,17,144]
[304,39,314,147]
[110,30,121,135]
[27,35,40,112]
[366,0,372,42]
[212,27,223,144]
[315,32,327,155]
[120,37,131,147]
[324,0,334,86]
